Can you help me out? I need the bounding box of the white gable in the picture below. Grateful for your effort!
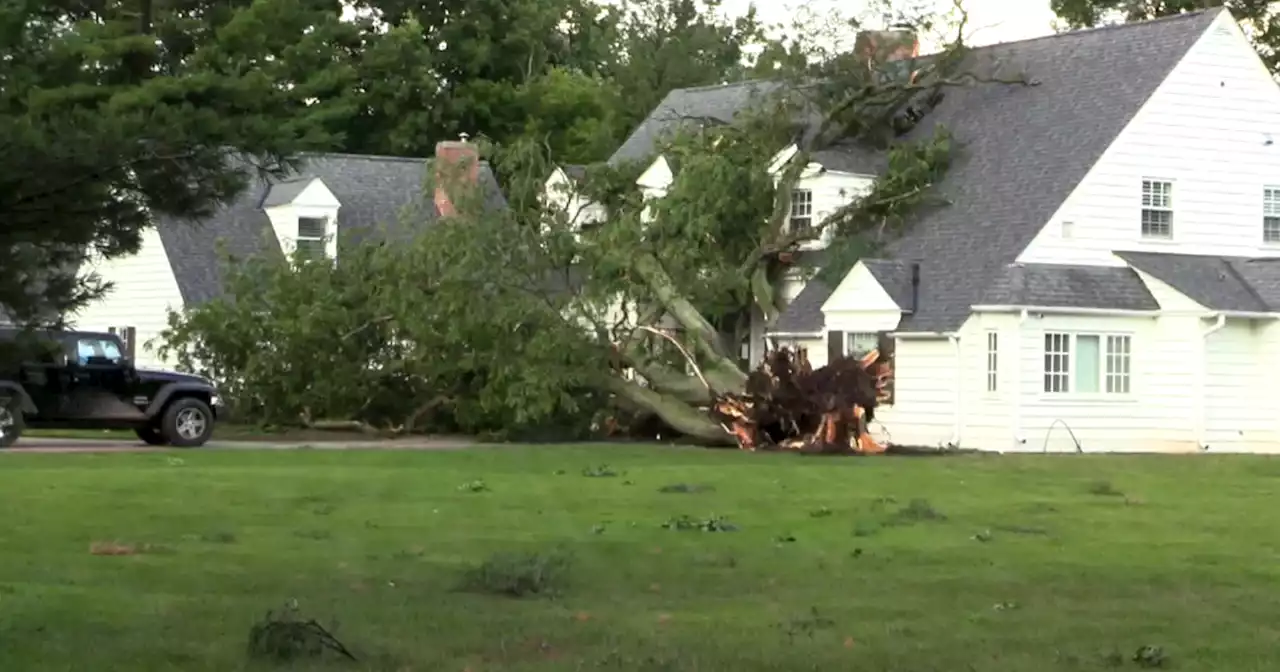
[264,177,340,260]
[820,261,902,333]
[1017,9,1280,265]
[636,155,674,192]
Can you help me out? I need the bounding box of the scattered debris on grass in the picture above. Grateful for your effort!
[247,601,356,662]
[774,533,797,544]
[1132,645,1168,668]
[294,529,331,541]
[658,483,715,494]
[661,515,738,532]
[808,506,833,518]
[993,524,1050,536]
[197,531,237,544]
[590,523,606,535]
[972,529,993,542]
[581,465,620,478]
[778,607,836,643]
[458,550,572,598]
[312,504,336,516]
[1088,480,1124,497]
[992,601,1018,611]
[886,498,946,525]
[89,541,174,556]
[458,480,490,493]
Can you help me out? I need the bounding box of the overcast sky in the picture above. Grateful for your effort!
[722,0,1059,48]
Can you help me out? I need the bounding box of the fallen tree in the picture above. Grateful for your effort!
[160,1,1030,444]
[711,347,893,453]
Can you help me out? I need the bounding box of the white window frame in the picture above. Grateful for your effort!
[789,189,813,233]
[1140,178,1173,239]
[845,331,878,358]
[985,330,998,393]
[1042,331,1133,397]
[295,216,328,260]
[1264,187,1280,244]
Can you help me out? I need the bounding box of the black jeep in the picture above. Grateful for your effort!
[0,328,221,448]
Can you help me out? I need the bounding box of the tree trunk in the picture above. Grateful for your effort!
[605,377,732,445]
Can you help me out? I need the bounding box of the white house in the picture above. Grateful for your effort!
[558,8,1280,454]
[73,144,505,368]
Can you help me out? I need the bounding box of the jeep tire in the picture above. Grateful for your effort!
[0,397,22,449]
[135,425,169,446]
[160,397,214,448]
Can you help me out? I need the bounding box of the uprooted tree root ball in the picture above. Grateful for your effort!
[710,348,892,454]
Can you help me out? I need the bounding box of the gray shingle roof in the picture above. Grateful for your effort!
[978,263,1159,310]
[624,9,1222,332]
[772,278,831,333]
[862,260,916,312]
[1116,251,1279,311]
[158,152,506,306]
[609,80,784,165]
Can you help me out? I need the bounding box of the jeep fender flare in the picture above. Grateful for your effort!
[144,383,215,419]
[0,382,37,414]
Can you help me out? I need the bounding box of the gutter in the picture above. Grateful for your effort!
[971,305,1158,317]
[949,333,962,447]
[768,331,821,338]
[1013,309,1030,450]
[1196,313,1227,450]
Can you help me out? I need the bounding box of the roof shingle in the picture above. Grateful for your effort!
[618,10,1222,332]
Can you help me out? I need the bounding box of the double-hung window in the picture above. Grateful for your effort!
[1264,187,1280,243]
[295,217,328,260]
[1140,179,1173,239]
[1044,332,1131,395]
[789,189,813,233]
[846,332,878,358]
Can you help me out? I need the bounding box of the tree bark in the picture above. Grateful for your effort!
[633,254,749,389]
[604,377,732,445]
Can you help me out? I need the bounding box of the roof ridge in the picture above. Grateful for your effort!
[957,7,1220,55]
[665,78,776,95]
[298,151,429,163]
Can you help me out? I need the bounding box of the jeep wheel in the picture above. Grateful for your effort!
[160,397,214,448]
[135,426,170,446]
[0,399,22,449]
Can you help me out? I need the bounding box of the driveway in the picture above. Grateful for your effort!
[8,436,476,453]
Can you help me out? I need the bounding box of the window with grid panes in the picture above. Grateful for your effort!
[789,189,813,233]
[1140,179,1172,238]
[295,217,327,260]
[1265,188,1280,243]
[1044,332,1131,395]
[846,332,878,358]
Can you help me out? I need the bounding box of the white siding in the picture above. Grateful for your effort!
[785,170,875,251]
[72,227,186,368]
[1018,11,1280,264]
[1203,320,1274,451]
[875,337,959,448]
[1008,313,1199,453]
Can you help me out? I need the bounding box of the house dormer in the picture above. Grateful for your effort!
[262,176,340,262]
[768,144,877,251]
[542,164,606,236]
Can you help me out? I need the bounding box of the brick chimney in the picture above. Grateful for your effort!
[434,134,480,218]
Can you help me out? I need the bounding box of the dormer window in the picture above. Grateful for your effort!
[789,189,813,233]
[296,217,328,260]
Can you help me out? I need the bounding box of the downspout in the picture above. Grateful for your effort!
[1013,309,1029,450]
[949,333,962,447]
[1196,313,1227,450]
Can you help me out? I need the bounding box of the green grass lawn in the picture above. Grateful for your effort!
[1,446,1278,671]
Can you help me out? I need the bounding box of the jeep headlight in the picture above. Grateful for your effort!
[210,395,222,406]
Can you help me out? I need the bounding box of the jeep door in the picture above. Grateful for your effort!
[64,335,145,421]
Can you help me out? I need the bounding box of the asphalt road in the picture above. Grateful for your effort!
[7,437,475,453]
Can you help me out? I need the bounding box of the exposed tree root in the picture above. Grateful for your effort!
[709,348,893,454]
